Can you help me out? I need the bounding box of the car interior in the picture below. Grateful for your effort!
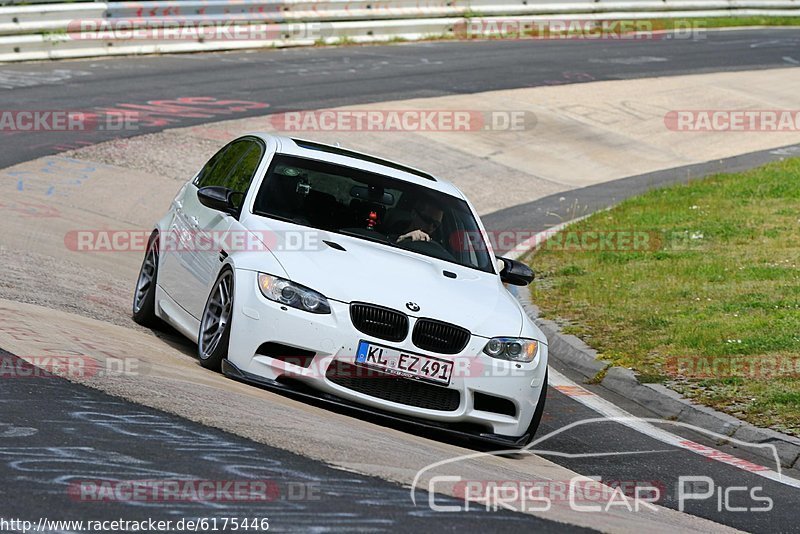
[252,156,494,272]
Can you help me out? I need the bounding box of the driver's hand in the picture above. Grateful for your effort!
[397,230,431,242]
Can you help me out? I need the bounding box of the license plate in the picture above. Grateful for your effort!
[355,341,453,386]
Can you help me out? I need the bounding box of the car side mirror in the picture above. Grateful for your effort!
[497,256,535,286]
[198,186,238,215]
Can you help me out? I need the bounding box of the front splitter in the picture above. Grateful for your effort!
[221,359,530,450]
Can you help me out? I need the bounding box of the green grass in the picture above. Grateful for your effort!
[528,158,800,435]
[621,17,800,31]
[314,16,800,50]
[697,16,800,28]
[455,17,800,41]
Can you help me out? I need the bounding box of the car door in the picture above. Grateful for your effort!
[180,137,266,318]
[158,142,232,309]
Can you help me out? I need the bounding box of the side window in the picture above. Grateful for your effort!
[196,140,251,188]
[225,142,264,206]
[195,145,227,187]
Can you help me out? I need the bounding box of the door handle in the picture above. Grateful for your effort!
[189,216,199,228]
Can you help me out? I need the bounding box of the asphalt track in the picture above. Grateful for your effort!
[2,31,800,532]
[1,29,800,169]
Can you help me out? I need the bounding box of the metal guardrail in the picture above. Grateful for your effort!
[0,0,92,6]
[102,0,800,22]
[0,0,798,62]
[0,3,105,35]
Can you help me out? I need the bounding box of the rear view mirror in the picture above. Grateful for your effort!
[198,186,238,215]
[497,256,535,286]
[350,185,394,205]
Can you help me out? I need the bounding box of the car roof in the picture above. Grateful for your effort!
[247,133,467,200]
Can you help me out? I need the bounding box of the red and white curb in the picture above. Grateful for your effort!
[548,368,800,489]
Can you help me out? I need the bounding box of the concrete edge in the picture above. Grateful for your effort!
[514,287,800,469]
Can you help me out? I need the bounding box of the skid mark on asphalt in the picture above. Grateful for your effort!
[0,69,93,90]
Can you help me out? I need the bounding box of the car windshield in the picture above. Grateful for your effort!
[252,154,495,273]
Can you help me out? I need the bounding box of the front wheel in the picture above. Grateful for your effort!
[132,234,160,327]
[198,269,234,371]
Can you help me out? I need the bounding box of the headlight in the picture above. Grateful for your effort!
[257,273,331,314]
[483,337,539,362]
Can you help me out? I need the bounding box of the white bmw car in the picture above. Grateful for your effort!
[133,134,548,446]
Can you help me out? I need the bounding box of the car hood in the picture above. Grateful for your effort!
[245,218,524,338]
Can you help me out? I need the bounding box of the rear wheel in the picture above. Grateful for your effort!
[132,233,160,327]
[198,269,234,371]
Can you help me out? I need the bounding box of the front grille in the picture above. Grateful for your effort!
[350,303,408,342]
[326,361,460,411]
[412,319,471,354]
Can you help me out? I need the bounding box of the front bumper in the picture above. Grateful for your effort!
[227,269,548,440]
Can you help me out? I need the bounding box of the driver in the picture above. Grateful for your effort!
[393,195,444,243]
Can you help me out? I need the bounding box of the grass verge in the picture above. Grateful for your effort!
[308,16,800,50]
[528,158,800,436]
[695,16,800,28]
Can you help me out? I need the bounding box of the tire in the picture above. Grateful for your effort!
[520,369,548,446]
[132,233,160,327]
[198,268,234,371]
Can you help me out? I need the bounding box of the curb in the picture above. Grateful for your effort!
[514,287,800,469]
